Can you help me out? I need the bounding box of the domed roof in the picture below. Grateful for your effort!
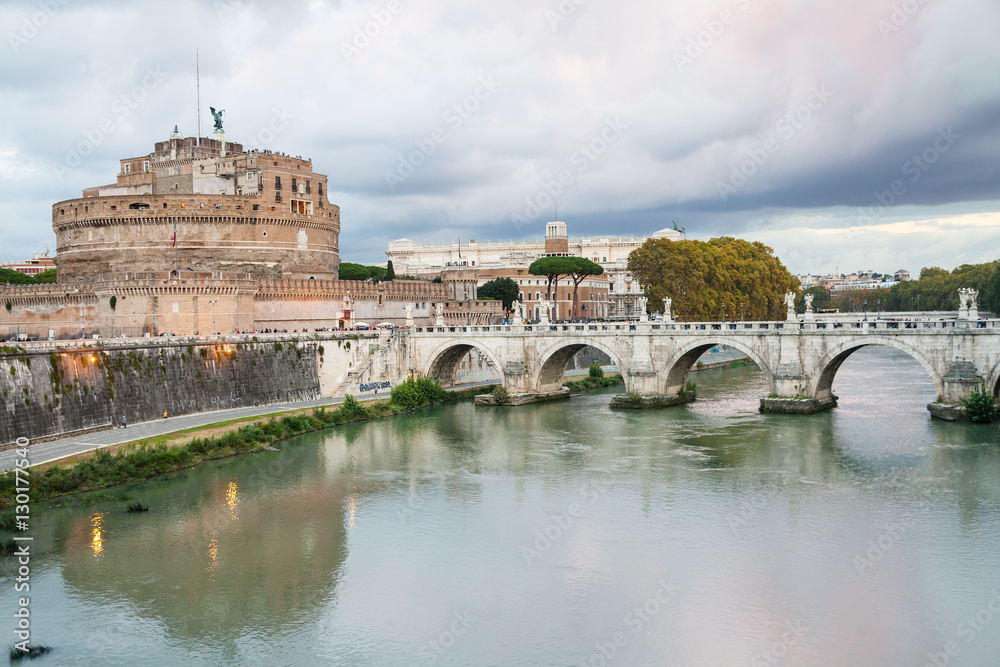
[650,227,684,240]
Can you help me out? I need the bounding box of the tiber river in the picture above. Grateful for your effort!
[3,347,1000,666]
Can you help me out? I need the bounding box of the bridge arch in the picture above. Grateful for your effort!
[809,337,944,402]
[533,338,627,393]
[422,340,504,387]
[985,357,1000,400]
[661,337,772,396]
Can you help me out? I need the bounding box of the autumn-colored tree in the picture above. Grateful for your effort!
[627,236,798,321]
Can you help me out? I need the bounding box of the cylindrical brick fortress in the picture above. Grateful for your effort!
[53,193,340,283]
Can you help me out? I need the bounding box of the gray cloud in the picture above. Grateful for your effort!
[1,0,998,276]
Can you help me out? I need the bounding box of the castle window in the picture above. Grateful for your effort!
[291,178,297,191]
[143,161,150,172]
[163,203,167,209]
[123,163,131,174]
[253,204,259,211]
[274,176,282,189]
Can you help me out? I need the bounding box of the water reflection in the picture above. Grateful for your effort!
[5,347,999,666]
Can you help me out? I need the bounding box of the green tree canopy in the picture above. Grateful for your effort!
[339,262,388,282]
[627,236,798,321]
[385,260,396,281]
[477,277,521,316]
[796,285,830,314]
[34,269,57,284]
[878,260,999,313]
[529,256,605,319]
[0,267,35,285]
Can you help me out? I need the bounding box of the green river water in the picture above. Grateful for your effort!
[2,346,999,666]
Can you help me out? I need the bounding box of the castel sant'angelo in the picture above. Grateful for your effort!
[2,124,457,338]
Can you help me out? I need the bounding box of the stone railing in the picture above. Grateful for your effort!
[411,318,1000,334]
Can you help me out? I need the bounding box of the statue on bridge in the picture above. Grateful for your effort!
[803,293,815,322]
[636,296,649,322]
[405,303,414,328]
[511,300,523,325]
[959,287,979,320]
[434,302,445,327]
[662,296,672,322]
[538,299,551,325]
[785,292,797,321]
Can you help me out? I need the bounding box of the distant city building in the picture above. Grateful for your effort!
[387,221,683,320]
[0,252,55,276]
[798,268,908,295]
[830,279,899,293]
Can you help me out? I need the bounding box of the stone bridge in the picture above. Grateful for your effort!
[406,317,1000,416]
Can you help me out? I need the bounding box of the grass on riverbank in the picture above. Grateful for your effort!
[563,373,624,392]
[0,374,622,509]
[0,380,490,509]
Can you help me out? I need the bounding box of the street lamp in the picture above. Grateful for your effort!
[740,300,744,322]
[863,297,868,322]
[209,299,218,335]
[722,302,725,323]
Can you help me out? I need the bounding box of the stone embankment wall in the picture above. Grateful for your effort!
[0,337,345,445]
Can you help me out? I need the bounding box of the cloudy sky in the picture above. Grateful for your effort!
[1,0,997,275]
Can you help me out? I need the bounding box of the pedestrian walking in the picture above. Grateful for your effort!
[121,415,127,429]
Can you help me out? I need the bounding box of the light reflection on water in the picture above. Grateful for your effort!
[3,347,999,666]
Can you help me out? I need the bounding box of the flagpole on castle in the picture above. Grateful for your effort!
[196,48,201,146]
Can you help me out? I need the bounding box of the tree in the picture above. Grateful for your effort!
[339,262,387,282]
[796,286,830,314]
[34,269,57,284]
[567,257,604,320]
[528,257,570,302]
[529,256,604,320]
[478,277,521,317]
[0,267,35,285]
[879,260,1000,312]
[627,236,798,321]
[385,260,396,281]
